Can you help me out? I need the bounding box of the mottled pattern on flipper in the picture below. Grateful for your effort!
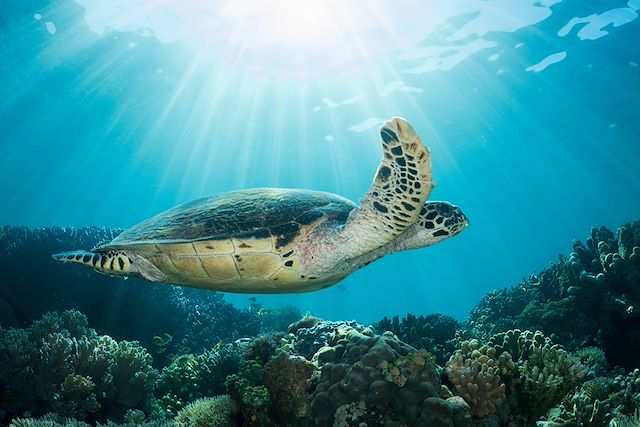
[342,117,433,253]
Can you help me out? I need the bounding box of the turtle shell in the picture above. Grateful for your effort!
[99,188,355,251]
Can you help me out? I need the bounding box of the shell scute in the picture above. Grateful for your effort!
[100,188,355,249]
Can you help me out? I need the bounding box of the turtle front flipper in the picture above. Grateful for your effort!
[52,250,133,277]
[337,117,433,259]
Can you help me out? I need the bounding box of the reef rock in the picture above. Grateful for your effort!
[304,323,469,426]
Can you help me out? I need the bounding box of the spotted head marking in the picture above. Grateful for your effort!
[418,201,469,239]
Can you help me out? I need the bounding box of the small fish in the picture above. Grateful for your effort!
[248,297,257,302]
[338,284,347,291]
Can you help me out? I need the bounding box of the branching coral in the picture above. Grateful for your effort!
[568,221,640,309]
[519,336,587,422]
[154,344,240,418]
[169,290,262,353]
[174,395,237,427]
[373,313,459,364]
[611,408,640,427]
[225,359,271,425]
[488,329,552,364]
[248,303,303,333]
[445,339,515,417]
[576,347,608,377]
[540,397,613,427]
[0,311,157,424]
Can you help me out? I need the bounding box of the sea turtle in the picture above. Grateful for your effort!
[53,117,468,293]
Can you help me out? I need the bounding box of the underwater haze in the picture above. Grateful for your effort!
[1,0,640,325]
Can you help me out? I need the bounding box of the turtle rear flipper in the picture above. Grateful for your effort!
[52,250,133,276]
[53,250,167,281]
[336,118,433,260]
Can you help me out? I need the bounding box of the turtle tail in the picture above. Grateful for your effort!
[52,250,133,275]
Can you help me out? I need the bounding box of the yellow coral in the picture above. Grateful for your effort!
[446,339,515,418]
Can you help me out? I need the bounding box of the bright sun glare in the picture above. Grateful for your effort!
[221,0,342,48]
[77,0,436,72]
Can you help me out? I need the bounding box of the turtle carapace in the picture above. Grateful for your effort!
[52,118,468,293]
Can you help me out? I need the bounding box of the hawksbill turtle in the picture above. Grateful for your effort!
[53,117,468,293]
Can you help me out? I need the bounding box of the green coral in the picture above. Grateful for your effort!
[488,329,551,364]
[611,408,640,427]
[154,344,240,418]
[520,338,587,422]
[379,348,434,387]
[174,395,237,427]
[576,347,608,377]
[333,401,367,427]
[541,396,613,427]
[9,414,92,427]
[8,412,177,426]
[250,304,303,333]
[225,359,270,424]
[0,311,157,423]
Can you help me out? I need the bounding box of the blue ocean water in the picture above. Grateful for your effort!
[1,0,639,324]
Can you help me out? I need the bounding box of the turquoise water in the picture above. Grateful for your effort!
[1,0,639,323]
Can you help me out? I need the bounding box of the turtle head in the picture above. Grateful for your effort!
[422,201,469,239]
[391,201,469,251]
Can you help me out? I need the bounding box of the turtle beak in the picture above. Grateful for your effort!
[450,205,469,234]
[459,209,470,227]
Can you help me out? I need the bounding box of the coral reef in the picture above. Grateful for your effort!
[225,358,271,425]
[263,354,316,424]
[306,324,469,426]
[374,313,459,364]
[519,335,587,422]
[174,395,238,427]
[0,311,157,424]
[2,220,640,426]
[0,225,290,360]
[154,343,240,418]
[463,221,640,371]
[288,318,368,360]
[445,339,515,417]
